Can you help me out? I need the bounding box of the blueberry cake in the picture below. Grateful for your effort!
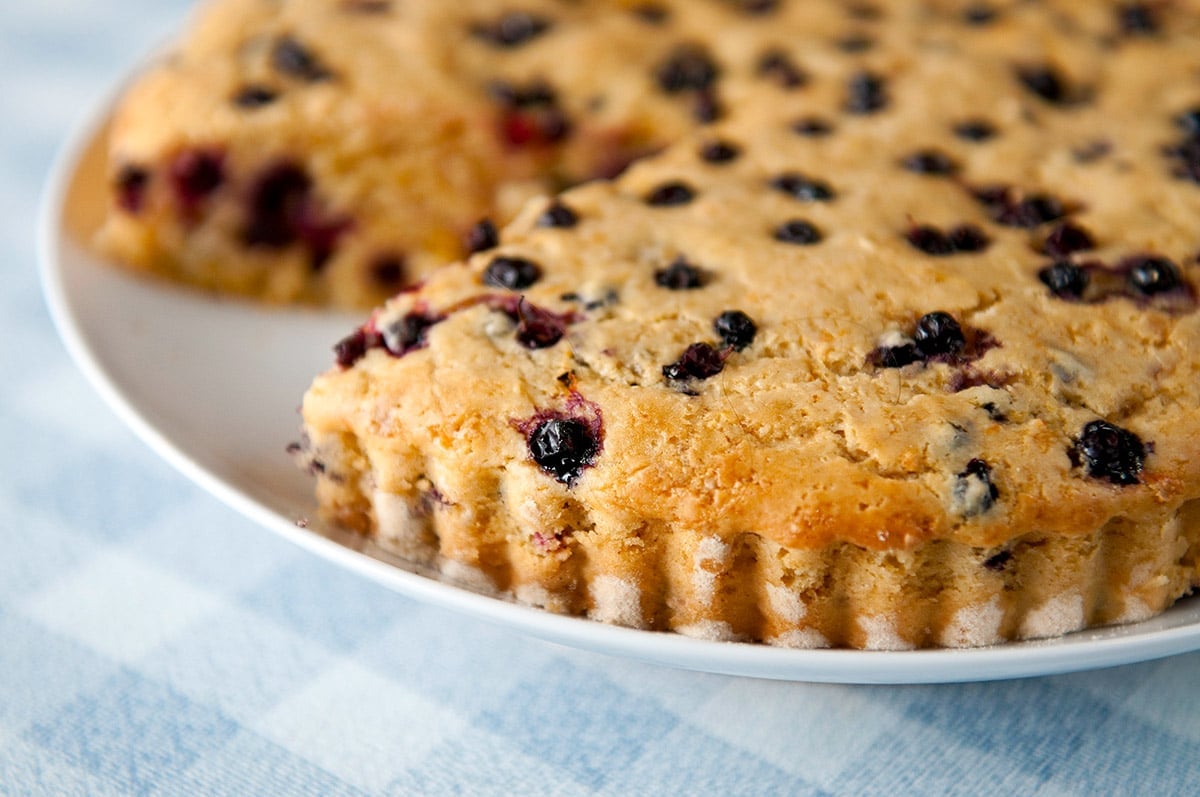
[98,0,829,307]
[296,1,1200,649]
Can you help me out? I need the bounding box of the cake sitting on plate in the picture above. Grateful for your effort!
[295,1,1200,648]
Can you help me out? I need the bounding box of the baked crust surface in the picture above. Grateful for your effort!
[299,1,1200,647]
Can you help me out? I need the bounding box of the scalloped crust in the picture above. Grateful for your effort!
[303,434,1200,649]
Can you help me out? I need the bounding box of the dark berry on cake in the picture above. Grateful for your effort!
[837,34,874,53]
[774,219,823,245]
[334,327,375,368]
[663,342,726,381]
[981,402,1009,423]
[757,49,807,89]
[914,311,967,356]
[370,255,406,288]
[792,117,833,137]
[1015,65,1071,105]
[867,342,922,368]
[484,256,542,290]
[714,310,757,351]
[232,163,350,269]
[953,119,997,141]
[901,149,958,176]
[769,173,835,201]
[1072,420,1147,485]
[528,417,600,484]
[381,310,444,356]
[1117,3,1159,35]
[844,71,888,114]
[489,80,572,147]
[963,5,998,25]
[487,80,554,108]
[168,149,224,210]
[948,225,990,252]
[467,219,500,253]
[471,12,552,48]
[953,458,1000,517]
[501,107,571,147]
[1122,255,1183,295]
[1165,107,1200,182]
[906,226,955,255]
[645,181,696,206]
[691,90,723,123]
[115,165,149,213]
[514,300,567,349]
[868,310,992,369]
[846,3,882,20]
[982,549,1013,571]
[906,225,989,255]
[734,0,780,14]
[536,201,579,228]
[1165,136,1200,183]
[699,140,741,163]
[272,37,333,82]
[1072,140,1112,164]
[656,44,720,94]
[340,0,391,12]
[301,215,352,272]
[655,256,707,289]
[232,85,279,108]
[1007,196,1065,227]
[1042,222,1095,257]
[1175,108,1200,135]
[631,3,669,24]
[242,163,312,247]
[974,186,1066,228]
[1038,261,1090,300]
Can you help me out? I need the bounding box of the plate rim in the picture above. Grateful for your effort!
[37,65,1200,685]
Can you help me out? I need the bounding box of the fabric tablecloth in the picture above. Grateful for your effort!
[5,3,1200,795]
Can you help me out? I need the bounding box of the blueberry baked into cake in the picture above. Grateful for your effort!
[98,0,811,307]
[294,0,1200,649]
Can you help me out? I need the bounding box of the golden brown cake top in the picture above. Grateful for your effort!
[304,0,1200,553]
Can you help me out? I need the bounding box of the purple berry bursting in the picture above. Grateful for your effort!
[1072,420,1146,485]
[527,416,600,484]
[663,342,726,381]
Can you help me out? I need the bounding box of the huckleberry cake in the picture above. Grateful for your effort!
[297,1,1200,647]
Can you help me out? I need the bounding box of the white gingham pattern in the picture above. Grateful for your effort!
[5,3,1200,794]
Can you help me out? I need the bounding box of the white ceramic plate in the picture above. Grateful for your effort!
[40,85,1200,685]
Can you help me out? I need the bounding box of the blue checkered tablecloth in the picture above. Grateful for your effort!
[6,3,1200,795]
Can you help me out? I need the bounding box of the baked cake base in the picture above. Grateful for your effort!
[297,434,1200,649]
